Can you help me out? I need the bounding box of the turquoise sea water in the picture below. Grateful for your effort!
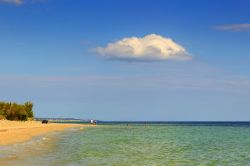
[1,123,250,165]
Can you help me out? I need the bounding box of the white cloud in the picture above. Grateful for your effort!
[93,34,191,61]
[0,0,23,4]
[215,24,250,33]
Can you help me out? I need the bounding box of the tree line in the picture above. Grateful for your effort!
[0,101,34,121]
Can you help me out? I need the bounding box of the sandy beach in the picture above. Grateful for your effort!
[0,120,87,146]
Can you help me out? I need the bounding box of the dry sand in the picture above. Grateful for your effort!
[0,120,88,146]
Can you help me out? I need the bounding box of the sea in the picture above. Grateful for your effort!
[1,122,250,166]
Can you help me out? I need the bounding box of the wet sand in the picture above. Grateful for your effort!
[0,120,88,146]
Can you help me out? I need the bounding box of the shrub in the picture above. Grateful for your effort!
[16,109,28,121]
[0,115,4,120]
[24,102,33,118]
[0,101,34,121]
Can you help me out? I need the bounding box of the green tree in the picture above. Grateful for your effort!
[0,109,4,120]
[16,109,28,121]
[24,102,34,118]
[0,101,34,121]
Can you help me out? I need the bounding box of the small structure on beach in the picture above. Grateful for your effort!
[42,120,48,124]
[90,119,97,125]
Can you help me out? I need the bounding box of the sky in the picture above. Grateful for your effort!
[0,0,250,121]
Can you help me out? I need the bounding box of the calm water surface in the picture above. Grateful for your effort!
[1,123,250,166]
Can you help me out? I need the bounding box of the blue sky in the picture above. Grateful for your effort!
[0,0,250,121]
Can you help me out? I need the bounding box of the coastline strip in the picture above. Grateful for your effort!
[0,120,90,146]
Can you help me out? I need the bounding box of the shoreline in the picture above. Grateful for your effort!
[0,120,92,146]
